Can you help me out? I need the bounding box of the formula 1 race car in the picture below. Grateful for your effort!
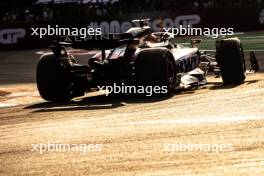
[36,19,247,102]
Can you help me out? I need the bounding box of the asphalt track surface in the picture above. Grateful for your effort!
[0,49,264,175]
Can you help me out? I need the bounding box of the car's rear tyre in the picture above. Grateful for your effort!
[216,38,246,84]
[135,48,176,96]
[36,54,74,102]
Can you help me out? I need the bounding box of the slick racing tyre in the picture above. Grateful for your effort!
[36,54,74,102]
[216,38,246,84]
[135,48,176,95]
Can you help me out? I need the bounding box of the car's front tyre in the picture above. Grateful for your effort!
[216,38,246,84]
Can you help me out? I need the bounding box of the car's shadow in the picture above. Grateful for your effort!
[25,94,172,112]
[208,80,258,90]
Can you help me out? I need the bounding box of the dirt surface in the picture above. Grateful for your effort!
[0,49,264,176]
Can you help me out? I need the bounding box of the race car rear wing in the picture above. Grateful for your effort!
[51,33,137,60]
[51,24,151,60]
[55,24,151,49]
[57,33,134,49]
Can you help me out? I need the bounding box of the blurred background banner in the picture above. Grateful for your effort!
[0,0,263,50]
